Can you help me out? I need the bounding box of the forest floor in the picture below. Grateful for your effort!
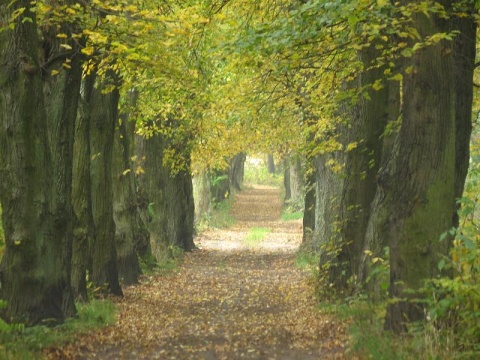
[46,185,349,359]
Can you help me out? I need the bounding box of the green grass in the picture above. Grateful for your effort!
[244,227,271,247]
[196,196,236,231]
[0,299,116,359]
[313,293,467,360]
[295,250,318,270]
[281,211,304,221]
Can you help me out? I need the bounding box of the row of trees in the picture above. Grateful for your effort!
[0,0,478,340]
[0,0,229,324]
[215,0,478,333]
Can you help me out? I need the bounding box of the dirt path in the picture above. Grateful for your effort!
[49,185,347,359]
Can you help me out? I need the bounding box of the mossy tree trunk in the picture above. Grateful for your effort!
[42,11,83,313]
[452,6,476,227]
[379,6,458,332]
[131,134,153,262]
[112,92,142,285]
[144,134,195,260]
[328,49,389,291]
[193,170,212,226]
[72,76,96,301]
[89,75,123,296]
[0,2,76,324]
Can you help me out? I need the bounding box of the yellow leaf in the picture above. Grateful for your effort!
[389,73,403,82]
[81,46,94,56]
[56,33,68,39]
[122,169,131,175]
[372,80,383,91]
[346,142,358,152]
[51,69,60,76]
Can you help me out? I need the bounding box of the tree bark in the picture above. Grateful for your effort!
[289,154,304,211]
[42,18,83,316]
[211,169,230,205]
[229,153,246,191]
[193,170,212,226]
[283,156,292,203]
[302,156,316,246]
[267,154,275,174]
[144,134,196,260]
[72,76,96,301]
[89,75,123,296]
[0,2,75,324]
[452,6,476,227]
[112,93,142,285]
[382,6,457,332]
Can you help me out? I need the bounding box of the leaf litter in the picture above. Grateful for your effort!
[45,185,349,359]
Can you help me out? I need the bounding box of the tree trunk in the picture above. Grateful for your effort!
[229,153,246,191]
[452,6,476,227]
[267,154,275,174]
[89,76,123,296]
[193,170,212,226]
[211,169,230,205]
[359,79,401,290]
[289,154,304,211]
[283,156,292,203]
[72,76,96,301]
[42,20,83,316]
[112,93,142,285]
[144,134,196,260]
[302,156,316,246]
[382,7,457,332]
[132,134,153,262]
[0,2,75,324]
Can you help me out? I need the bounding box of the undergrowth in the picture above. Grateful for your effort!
[0,299,116,359]
[196,196,236,232]
[244,161,282,187]
[281,210,303,221]
[244,227,271,247]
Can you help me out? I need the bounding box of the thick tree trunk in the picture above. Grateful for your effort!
[382,8,457,332]
[144,134,196,260]
[89,77,123,296]
[42,26,83,316]
[132,134,153,262]
[193,170,212,226]
[359,80,401,288]
[229,153,246,191]
[289,154,304,211]
[112,102,142,285]
[452,7,476,227]
[0,3,75,324]
[314,47,389,291]
[72,76,96,301]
